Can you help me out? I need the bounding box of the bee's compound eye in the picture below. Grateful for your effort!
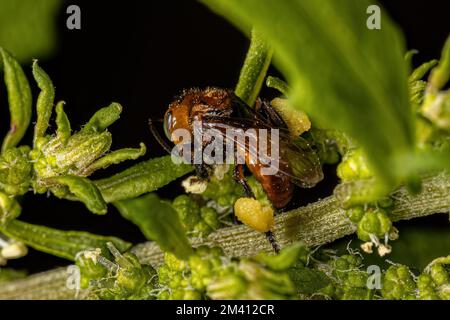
[164,111,172,140]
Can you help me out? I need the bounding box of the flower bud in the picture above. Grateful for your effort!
[337,148,373,182]
[381,265,417,300]
[0,147,31,195]
[356,208,392,242]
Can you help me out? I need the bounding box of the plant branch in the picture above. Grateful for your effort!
[234,28,273,106]
[0,173,448,299]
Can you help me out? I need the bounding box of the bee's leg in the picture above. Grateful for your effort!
[233,164,255,199]
[194,164,211,180]
[265,230,280,253]
[255,99,287,129]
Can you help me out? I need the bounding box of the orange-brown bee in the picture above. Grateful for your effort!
[150,87,323,251]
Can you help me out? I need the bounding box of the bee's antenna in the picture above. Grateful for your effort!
[148,118,172,154]
[265,230,280,253]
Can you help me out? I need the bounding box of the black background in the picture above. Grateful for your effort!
[2,0,449,273]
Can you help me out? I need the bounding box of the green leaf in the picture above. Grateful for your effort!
[202,0,414,191]
[0,220,131,261]
[81,143,146,176]
[55,101,71,144]
[235,28,273,106]
[114,193,193,260]
[32,60,55,144]
[50,175,108,215]
[81,102,122,134]
[0,0,61,62]
[0,146,32,196]
[429,35,450,91]
[409,60,438,83]
[0,47,32,152]
[94,156,194,202]
[253,242,309,271]
[266,76,289,96]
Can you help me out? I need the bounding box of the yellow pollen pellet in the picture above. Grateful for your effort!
[234,197,274,233]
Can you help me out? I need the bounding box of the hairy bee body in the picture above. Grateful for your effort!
[159,87,322,209]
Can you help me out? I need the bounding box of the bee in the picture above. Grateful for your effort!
[149,87,323,251]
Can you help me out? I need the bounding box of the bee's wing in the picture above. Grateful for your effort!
[278,134,324,188]
[202,117,323,188]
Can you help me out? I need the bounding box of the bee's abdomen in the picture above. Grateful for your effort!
[247,163,294,209]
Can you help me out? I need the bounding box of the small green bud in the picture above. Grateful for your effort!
[333,255,362,274]
[329,255,372,300]
[345,206,365,223]
[57,132,112,174]
[429,264,449,286]
[194,221,213,235]
[156,265,173,285]
[417,274,441,300]
[164,252,188,272]
[172,195,201,230]
[202,167,243,207]
[116,266,147,296]
[31,131,112,186]
[378,197,394,208]
[337,148,373,182]
[76,249,107,289]
[0,147,32,195]
[172,195,219,237]
[200,207,220,229]
[357,208,392,242]
[85,244,157,300]
[381,265,417,300]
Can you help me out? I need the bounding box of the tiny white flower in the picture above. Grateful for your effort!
[360,242,373,254]
[182,176,208,194]
[378,244,392,257]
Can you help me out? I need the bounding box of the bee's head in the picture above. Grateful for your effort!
[165,87,232,144]
[164,98,191,144]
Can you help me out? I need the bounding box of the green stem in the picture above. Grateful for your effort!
[0,173,448,299]
[235,28,273,106]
